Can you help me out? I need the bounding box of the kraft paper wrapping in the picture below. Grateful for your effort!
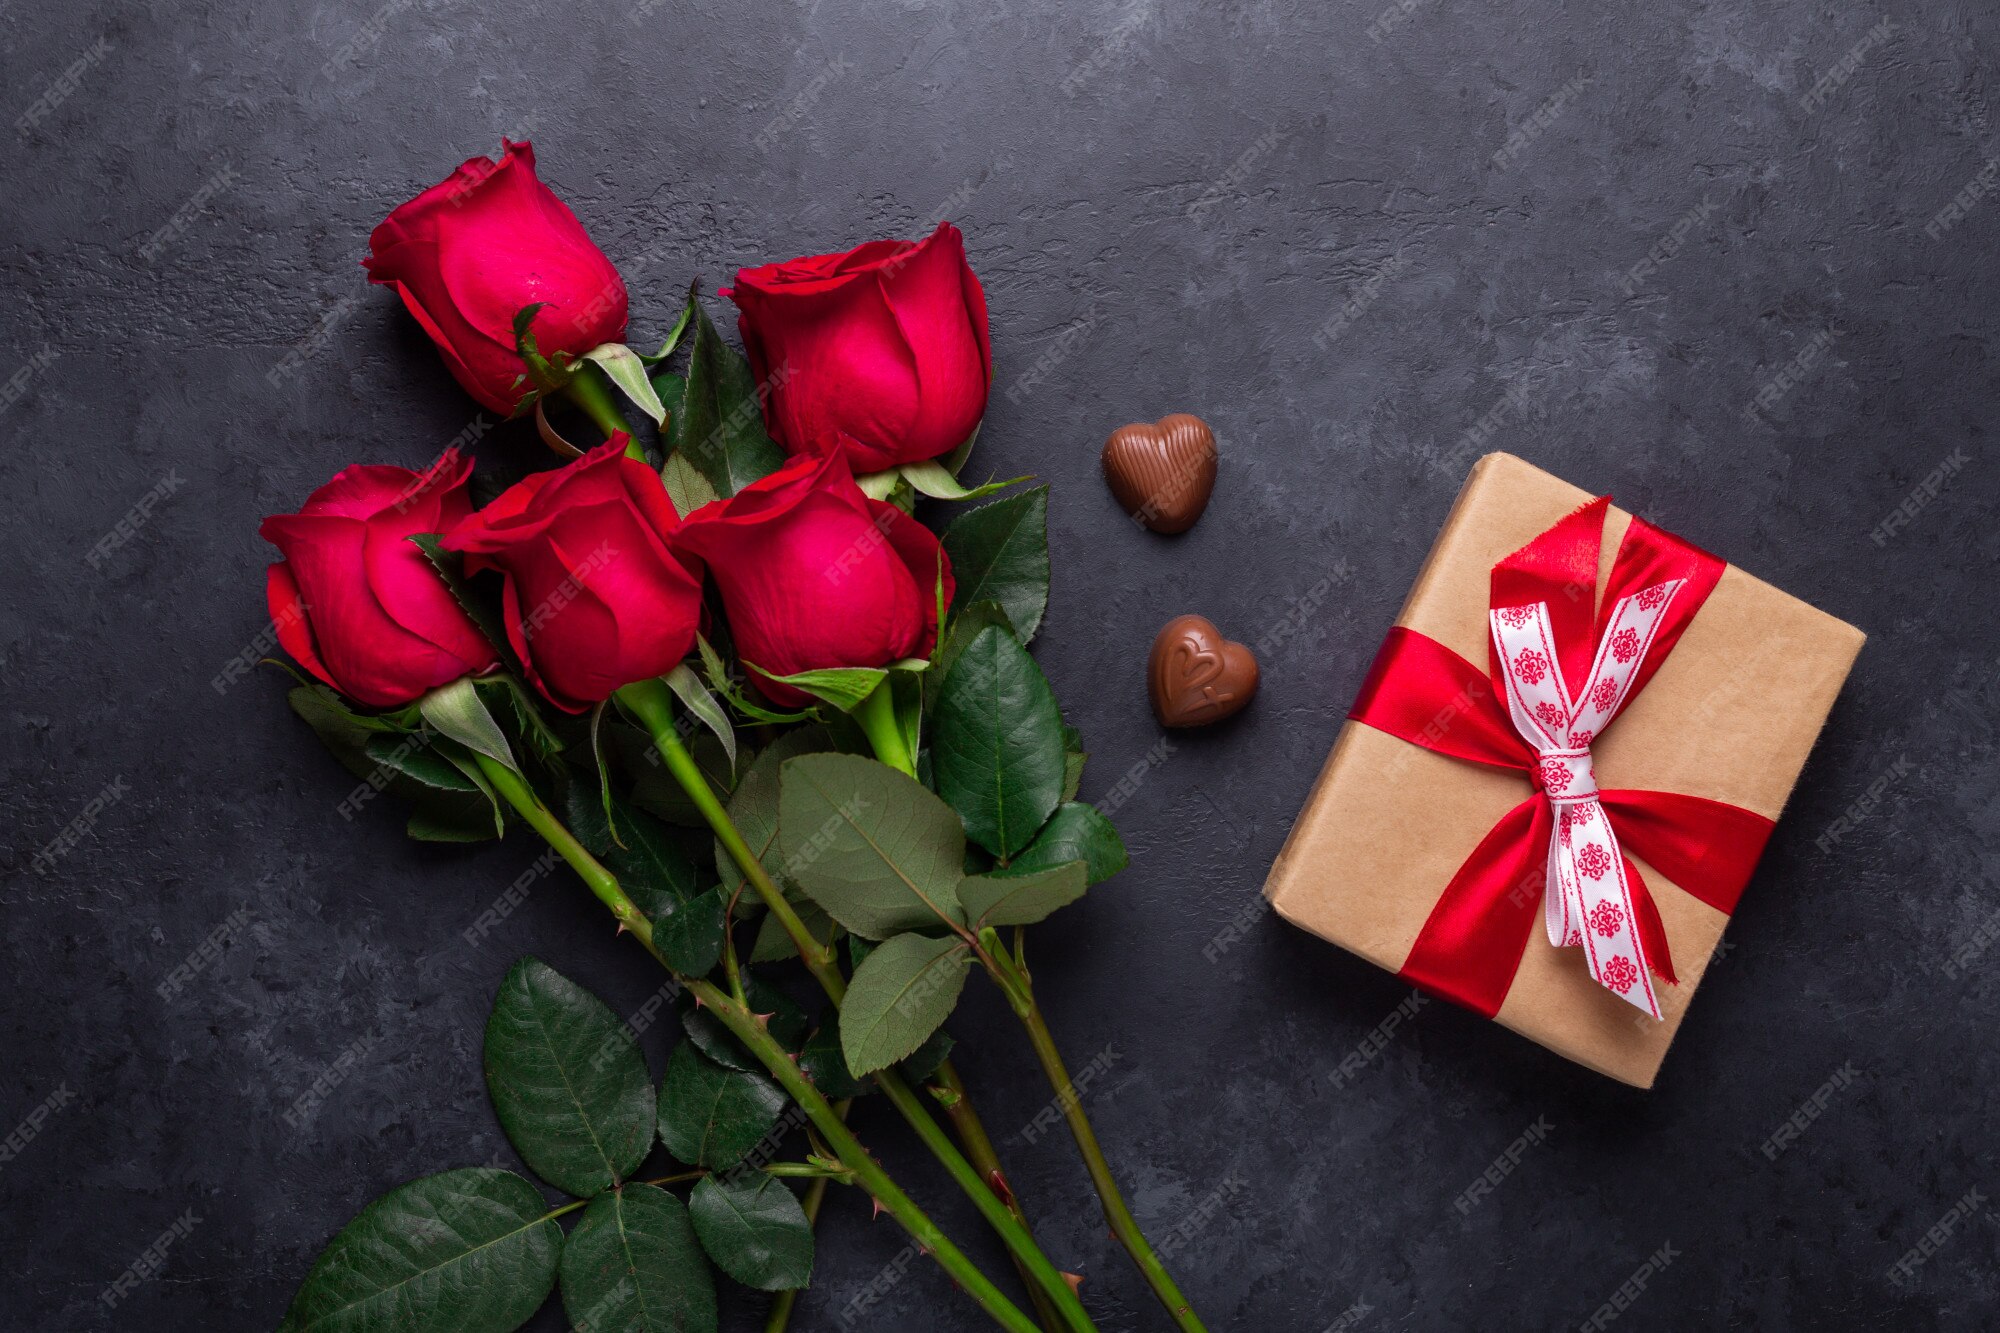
[1263,452,1865,1087]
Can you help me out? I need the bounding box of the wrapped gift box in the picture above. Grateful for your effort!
[1263,452,1865,1087]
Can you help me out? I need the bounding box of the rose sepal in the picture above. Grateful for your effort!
[743,657,928,716]
[580,342,667,425]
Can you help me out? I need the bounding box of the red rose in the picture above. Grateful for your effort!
[725,222,991,474]
[441,437,701,712]
[672,451,952,707]
[261,451,498,709]
[364,139,627,417]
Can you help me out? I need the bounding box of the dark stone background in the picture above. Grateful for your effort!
[3,0,1996,1328]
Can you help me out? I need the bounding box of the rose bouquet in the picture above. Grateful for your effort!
[270,141,1208,1333]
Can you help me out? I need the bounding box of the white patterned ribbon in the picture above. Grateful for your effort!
[1488,579,1685,1018]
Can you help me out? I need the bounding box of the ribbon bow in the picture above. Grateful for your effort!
[1350,496,1775,1020]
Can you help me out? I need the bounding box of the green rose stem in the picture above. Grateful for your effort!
[761,1099,848,1333]
[847,682,1205,1331]
[560,361,635,444]
[615,678,1091,1333]
[851,680,1069,1332]
[468,751,1042,1333]
[853,677,917,778]
[980,932,1206,1333]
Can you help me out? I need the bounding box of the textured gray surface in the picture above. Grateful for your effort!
[2,0,1997,1329]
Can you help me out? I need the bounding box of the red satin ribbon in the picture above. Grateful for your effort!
[1349,497,1771,1018]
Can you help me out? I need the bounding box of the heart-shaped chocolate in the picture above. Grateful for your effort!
[1101,413,1218,534]
[1148,614,1259,728]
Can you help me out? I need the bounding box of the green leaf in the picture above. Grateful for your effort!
[796,1007,944,1092]
[745,662,885,714]
[473,676,566,768]
[666,664,737,773]
[658,1045,787,1169]
[289,682,406,748]
[406,806,500,843]
[558,1183,716,1333]
[961,861,1089,928]
[853,467,902,502]
[669,296,787,497]
[651,369,686,417]
[589,798,721,975]
[669,980,810,1081]
[562,776,620,859]
[281,1169,559,1333]
[941,486,1050,643]
[750,899,837,964]
[840,934,972,1076]
[677,997,756,1074]
[776,753,967,939]
[717,727,835,902]
[360,733,502,840]
[932,625,1067,859]
[484,959,656,1198]
[899,459,1028,501]
[743,972,811,1050]
[923,600,1016,714]
[1060,723,1086,802]
[1004,801,1130,885]
[797,1014,872,1098]
[644,289,697,363]
[420,677,517,774]
[900,1027,956,1082]
[688,1174,815,1291]
[660,449,721,521]
[582,342,667,425]
[598,800,703,903]
[625,728,735,827]
[674,977,806,1075]
[655,885,727,978]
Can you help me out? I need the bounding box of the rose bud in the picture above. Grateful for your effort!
[364,139,627,417]
[260,451,499,709]
[672,450,952,707]
[724,222,992,474]
[440,436,702,712]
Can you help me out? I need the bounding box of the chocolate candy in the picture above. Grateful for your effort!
[1101,413,1217,534]
[1148,614,1258,727]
